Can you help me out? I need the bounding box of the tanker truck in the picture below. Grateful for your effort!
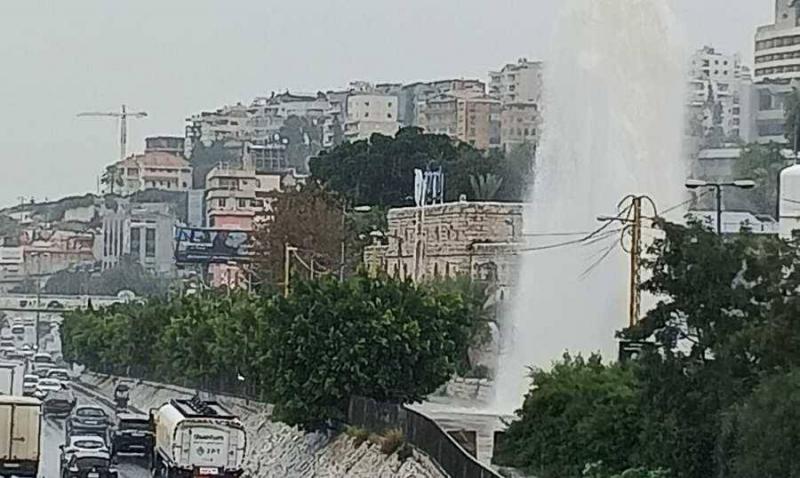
[150,397,246,478]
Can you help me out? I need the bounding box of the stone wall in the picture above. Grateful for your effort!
[77,372,447,478]
[364,200,524,285]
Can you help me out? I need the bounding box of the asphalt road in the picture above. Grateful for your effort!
[38,392,150,478]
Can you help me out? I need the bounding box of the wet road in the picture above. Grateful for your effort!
[38,393,150,478]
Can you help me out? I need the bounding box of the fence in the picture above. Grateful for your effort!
[349,396,503,478]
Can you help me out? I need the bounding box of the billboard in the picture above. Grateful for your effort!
[174,227,253,264]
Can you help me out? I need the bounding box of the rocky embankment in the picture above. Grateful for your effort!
[77,372,447,478]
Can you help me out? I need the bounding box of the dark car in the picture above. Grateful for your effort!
[66,406,111,436]
[59,450,118,478]
[110,413,153,457]
[43,387,77,418]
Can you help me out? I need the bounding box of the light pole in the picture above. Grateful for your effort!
[685,179,756,234]
[339,204,372,281]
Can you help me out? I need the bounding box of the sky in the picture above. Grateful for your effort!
[0,0,773,209]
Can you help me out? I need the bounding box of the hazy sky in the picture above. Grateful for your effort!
[0,0,773,209]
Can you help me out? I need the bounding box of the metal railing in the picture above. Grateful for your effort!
[348,396,502,478]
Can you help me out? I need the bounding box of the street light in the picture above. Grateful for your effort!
[685,178,756,234]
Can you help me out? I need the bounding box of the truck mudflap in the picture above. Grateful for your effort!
[0,460,39,478]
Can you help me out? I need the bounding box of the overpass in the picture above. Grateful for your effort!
[0,293,131,312]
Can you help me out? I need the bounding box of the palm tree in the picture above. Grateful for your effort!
[100,165,124,195]
[469,174,504,200]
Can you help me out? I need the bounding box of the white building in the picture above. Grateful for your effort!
[489,58,544,105]
[107,152,193,196]
[344,93,401,141]
[688,46,754,144]
[755,2,800,83]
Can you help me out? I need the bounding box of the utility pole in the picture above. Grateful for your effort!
[628,196,643,328]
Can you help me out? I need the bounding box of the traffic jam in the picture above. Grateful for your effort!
[0,316,247,478]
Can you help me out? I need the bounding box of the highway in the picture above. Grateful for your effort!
[38,391,151,478]
[2,311,150,478]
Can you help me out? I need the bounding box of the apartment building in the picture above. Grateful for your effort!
[418,92,501,150]
[490,59,543,105]
[344,93,401,141]
[687,46,755,144]
[108,152,193,196]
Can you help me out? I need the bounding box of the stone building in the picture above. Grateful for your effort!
[363,201,523,292]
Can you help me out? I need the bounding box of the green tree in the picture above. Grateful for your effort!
[493,354,642,478]
[784,87,800,149]
[726,368,800,478]
[100,165,124,195]
[189,140,241,189]
[309,127,526,208]
[733,142,792,215]
[260,275,472,429]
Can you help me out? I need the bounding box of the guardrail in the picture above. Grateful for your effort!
[348,396,503,478]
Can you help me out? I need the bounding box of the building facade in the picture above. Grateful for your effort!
[418,92,501,149]
[363,201,523,291]
[344,93,401,141]
[98,202,177,275]
[688,46,754,144]
[108,152,193,196]
[500,102,539,151]
[489,59,544,105]
[755,1,800,83]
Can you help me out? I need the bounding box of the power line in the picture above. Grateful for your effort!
[516,204,633,254]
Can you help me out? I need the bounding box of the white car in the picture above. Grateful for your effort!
[22,374,39,396]
[0,340,15,357]
[47,368,71,383]
[19,344,35,359]
[33,378,63,399]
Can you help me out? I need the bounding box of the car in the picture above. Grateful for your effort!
[20,344,35,359]
[3,350,24,361]
[66,406,112,435]
[33,378,63,399]
[32,352,55,370]
[60,434,110,456]
[22,374,39,396]
[32,367,50,379]
[0,340,15,357]
[47,368,71,383]
[59,449,118,478]
[43,387,76,418]
[110,413,153,458]
[10,324,26,336]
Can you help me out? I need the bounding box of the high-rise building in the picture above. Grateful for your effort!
[754,1,800,83]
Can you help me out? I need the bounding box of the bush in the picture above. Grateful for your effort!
[345,426,371,448]
[379,428,406,455]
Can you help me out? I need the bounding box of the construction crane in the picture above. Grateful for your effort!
[77,104,148,160]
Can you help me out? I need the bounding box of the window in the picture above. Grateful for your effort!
[364,112,369,118]
[219,198,228,208]
[238,198,249,208]
[388,102,392,107]
[387,113,393,118]
[145,228,156,258]
[130,227,141,256]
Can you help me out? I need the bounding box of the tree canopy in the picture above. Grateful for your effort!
[309,127,531,208]
[495,221,800,478]
[62,274,474,429]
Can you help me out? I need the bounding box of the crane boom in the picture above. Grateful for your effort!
[77,104,148,160]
